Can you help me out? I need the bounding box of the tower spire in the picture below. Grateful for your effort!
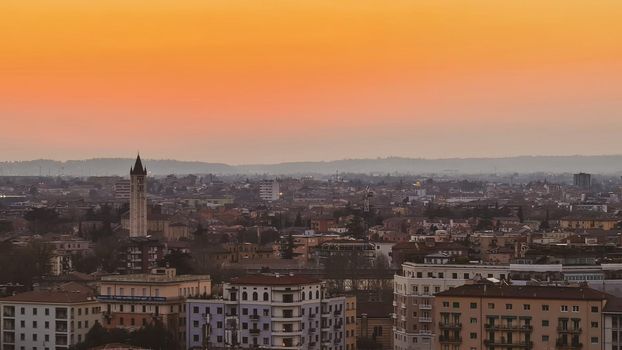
[130,153,147,175]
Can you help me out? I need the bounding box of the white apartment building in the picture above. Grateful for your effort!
[186,274,356,350]
[259,180,280,201]
[393,262,509,350]
[0,286,101,350]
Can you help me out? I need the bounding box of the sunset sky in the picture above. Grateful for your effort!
[1,0,621,164]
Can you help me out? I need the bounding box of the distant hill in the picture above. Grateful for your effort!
[1,155,622,176]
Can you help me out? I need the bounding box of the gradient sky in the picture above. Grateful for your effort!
[1,0,622,164]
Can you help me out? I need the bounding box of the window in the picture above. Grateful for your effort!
[252,292,258,301]
[505,304,512,310]
[591,321,598,328]
[464,273,470,279]
[488,303,495,309]
[542,320,549,327]
[470,318,477,324]
[591,337,599,344]
[442,302,449,308]
[592,306,599,312]
[470,333,477,339]
[572,306,579,312]
[452,302,460,308]
[193,307,199,314]
[542,335,549,341]
[242,292,248,300]
[523,304,530,310]
[452,273,458,279]
[542,305,549,311]
[561,305,568,312]
[470,303,477,309]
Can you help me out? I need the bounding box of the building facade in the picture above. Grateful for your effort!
[393,262,509,350]
[433,284,608,350]
[130,154,148,237]
[259,180,280,202]
[0,288,101,349]
[118,237,165,274]
[185,274,355,350]
[98,267,211,349]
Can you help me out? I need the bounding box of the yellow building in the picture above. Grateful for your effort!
[97,268,210,348]
[433,284,609,350]
[345,295,357,350]
[559,217,619,231]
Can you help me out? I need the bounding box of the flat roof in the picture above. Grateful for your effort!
[230,275,321,286]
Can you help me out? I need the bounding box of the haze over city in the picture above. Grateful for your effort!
[2,0,622,163]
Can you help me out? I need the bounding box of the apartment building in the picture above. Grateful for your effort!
[117,237,165,274]
[98,268,211,348]
[185,274,355,350]
[433,284,609,350]
[260,180,280,201]
[393,262,509,350]
[0,285,101,349]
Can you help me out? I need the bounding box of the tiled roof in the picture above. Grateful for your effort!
[0,290,96,304]
[436,284,610,301]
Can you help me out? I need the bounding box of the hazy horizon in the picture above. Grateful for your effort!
[3,153,622,166]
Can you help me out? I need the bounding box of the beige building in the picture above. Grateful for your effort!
[356,302,393,350]
[434,284,609,350]
[393,262,509,350]
[0,283,101,349]
[98,268,210,348]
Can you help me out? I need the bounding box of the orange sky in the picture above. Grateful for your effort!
[1,0,621,163]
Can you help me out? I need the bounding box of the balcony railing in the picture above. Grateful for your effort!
[484,339,534,348]
[438,336,462,344]
[249,314,260,321]
[555,340,583,349]
[485,324,534,332]
[419,317,432,323]
[438,322,462,329]
[419,304,432,310]
[557,327,582,334]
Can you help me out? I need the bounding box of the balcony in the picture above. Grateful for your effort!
[438,322,462,330]
[556,340,583,350]
[557,327,582,334]
[438,335,462,344]
[249,314,260,321]
[484,339,534,348]
[419,304,432,310]
[250,328,261,335]
[485,324,534,332]
[419,317,432,323]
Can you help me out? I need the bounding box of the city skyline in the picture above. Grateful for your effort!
[2,0,622,163]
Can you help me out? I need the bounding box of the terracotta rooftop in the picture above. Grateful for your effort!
[0,290,96,304]
[436,284,611,301]
[230,274,321,286]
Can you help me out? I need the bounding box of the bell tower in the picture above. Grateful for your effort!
[129,154,147,237]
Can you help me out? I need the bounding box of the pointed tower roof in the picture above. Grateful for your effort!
[130,154,147,176]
